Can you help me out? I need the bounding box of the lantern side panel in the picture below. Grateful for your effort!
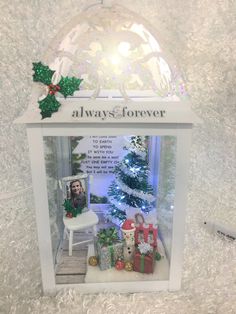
[40,134,179,286]
[157,136,177,260]
[43,137,71,267]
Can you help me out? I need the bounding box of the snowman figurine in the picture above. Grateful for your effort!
[121,219,136,262]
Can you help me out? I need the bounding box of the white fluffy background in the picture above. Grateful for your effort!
[0,0,236,313]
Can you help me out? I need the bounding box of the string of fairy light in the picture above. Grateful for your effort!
[108,136,155,222]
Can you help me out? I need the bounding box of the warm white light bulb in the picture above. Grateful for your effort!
[110,55,120,65]
[118,42,130,57]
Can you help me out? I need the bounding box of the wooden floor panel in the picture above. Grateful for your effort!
[55,210,115,284]
[56,274,85,284]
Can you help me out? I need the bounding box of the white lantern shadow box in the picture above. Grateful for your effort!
[14,4,201,295]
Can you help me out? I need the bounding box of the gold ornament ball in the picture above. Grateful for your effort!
[88,256,98,266]
[125,261,133,271]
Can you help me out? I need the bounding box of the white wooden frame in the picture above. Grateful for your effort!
[14,91,202,294]
[26,120,192,294]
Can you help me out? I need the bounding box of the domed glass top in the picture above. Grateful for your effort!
[46,4,187,99]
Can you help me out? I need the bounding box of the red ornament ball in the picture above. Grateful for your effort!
[115,259,125,270]
[66,212,73,218]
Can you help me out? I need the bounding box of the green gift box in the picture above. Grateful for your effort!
[95,227,124,271]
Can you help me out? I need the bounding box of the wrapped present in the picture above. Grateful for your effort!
[134,213,158,248]
[95,227,124,271]
[133,242,155,274]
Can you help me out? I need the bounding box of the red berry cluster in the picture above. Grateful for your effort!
[48,83,60,95]
[66,212,73,218]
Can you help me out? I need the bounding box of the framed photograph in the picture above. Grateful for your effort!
[61,174,90,215]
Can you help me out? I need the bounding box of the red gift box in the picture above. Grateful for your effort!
[134,214,158,248]
[133,249,155,274]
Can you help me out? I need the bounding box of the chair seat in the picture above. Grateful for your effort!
[63,209,99,231]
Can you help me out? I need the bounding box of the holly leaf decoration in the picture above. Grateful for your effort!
[155,251,162,261]
[32,61,83,119]
[76,204,83,215]
[38,94,61,119]
[59,76,83,98]
[63,199,74,212]
[63,199,83,217]
[32,62,55,85]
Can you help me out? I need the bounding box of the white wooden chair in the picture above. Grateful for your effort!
[61,174,99,256]
[63,209,99,256]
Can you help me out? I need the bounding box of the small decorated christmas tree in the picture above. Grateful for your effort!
[107,136,155,224]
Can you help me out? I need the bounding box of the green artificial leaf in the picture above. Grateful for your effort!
[72,207,78,217]
[63,199,74,212]
[63,199,83,217]
[38,94,61,119]
[32,62,54,85]
[76,204,83,215]
[59,76,83,97]
[155,252,162,261]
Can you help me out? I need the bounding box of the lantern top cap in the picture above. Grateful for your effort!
[15,4,201,125]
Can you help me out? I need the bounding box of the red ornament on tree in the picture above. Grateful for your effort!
[115,258,125,270]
